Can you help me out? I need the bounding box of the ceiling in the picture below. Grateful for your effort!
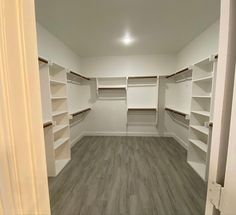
[35,0,220,57]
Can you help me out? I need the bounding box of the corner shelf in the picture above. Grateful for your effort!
[193,76,213,83]
[190,125,209,135]
[189,139,207,153]
[165,107,189,118]
[52,111,68,117]
[50,79,66,85]
[54,137,69,150]
[191,111,210,117]
[53,125,68,134]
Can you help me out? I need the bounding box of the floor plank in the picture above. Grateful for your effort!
[49,136,207,215]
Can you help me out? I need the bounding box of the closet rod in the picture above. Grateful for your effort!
[70,71,90,81]
[43,121,53,128]
[98,87,126,90]
[128,76,157,79]
[165,108,187,117]
[128,108,157,111]
[71,108,91,117]
[38,57,48,64]
[166,68,189,79]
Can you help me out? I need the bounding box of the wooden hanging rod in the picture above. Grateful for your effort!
[98,87,126,90]
[70,71,90,80]
[165,108,188,117]
[128,76,157,79]
[43,121,53,128]
[166,68,190,79]
[38,57,48,64]
[128,108,157,111]
[71,108,91,117]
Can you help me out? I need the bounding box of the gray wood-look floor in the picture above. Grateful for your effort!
[49,136,207,215]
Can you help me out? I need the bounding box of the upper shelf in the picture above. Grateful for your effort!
[165,107,189,118]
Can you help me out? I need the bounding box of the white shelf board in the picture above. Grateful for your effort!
[53,124,68,134]
[52,111,68,117]
[50,79,66,85]
[190,125,209,135]
[192,95,211,98]
[128,83,157,87]
[165,106,189,115]
[193,76,213,83]
[189,139,207,153]
[98,85,126,89]
[55,159,70,175]
[54,137,69,150]
[128,107,157,110]
[191,111,210,117]
[51,97,67,100]
[188,161,206,180]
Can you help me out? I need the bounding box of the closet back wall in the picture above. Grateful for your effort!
[81,55,177,136]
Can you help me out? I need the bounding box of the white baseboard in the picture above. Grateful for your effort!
[168,133,188,150]
[71,133,84,147]
[71,131,188,150]
[83,131,169,137]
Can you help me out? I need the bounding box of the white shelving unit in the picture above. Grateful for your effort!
[39,59,71,177]
[96,77,127,100]
[127,76,159,125]
[187,55,218,181]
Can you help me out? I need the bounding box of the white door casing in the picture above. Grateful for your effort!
[0,0,51,214]
[205,0,236,214]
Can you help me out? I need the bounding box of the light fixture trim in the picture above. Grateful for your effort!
[121,33,135,46]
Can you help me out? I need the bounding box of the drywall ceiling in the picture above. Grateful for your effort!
[35,0,220,57]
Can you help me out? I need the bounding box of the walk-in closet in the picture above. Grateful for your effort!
[35,0,221,214]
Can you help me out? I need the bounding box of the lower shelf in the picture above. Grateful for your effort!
[188,161,206,180]
[55,159,70,175]
[189,139,207,153]
[54,137,69,149]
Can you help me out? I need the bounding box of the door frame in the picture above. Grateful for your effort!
[205,0,236,214]
[0,0,50,213]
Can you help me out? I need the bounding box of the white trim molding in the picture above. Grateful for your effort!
[0,0,50,213]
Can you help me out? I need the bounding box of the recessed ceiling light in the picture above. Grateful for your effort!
[121,33,134,46]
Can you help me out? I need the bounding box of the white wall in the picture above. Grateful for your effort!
[37,23,85,145]
[165,21,220,148]
[37,23,81,73]
[177,21,219,70]
[81,55,176,77]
